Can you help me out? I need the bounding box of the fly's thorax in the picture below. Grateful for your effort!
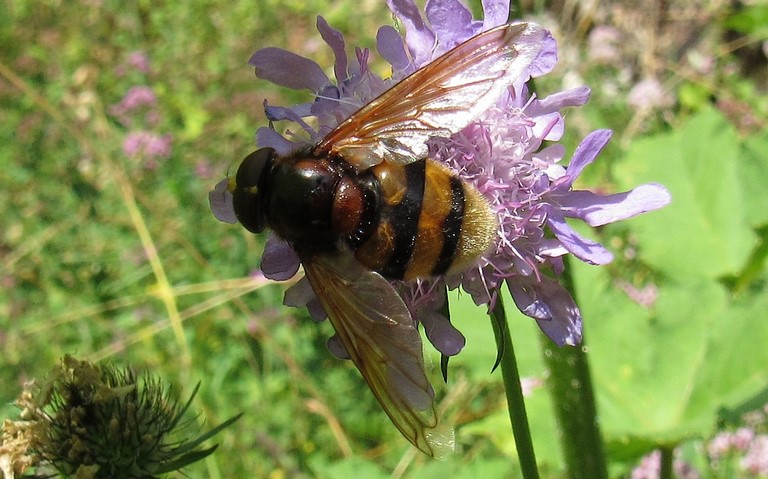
[263,153,341,254]
[350,159,497,281]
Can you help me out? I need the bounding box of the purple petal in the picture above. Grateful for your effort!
[327,334,351,359]
[533,86,591,114]
[209,178,237,224]
[377,25,411,71]
[460,267,494,306]
[532,112,564,142]
[547,214,614,265]
[558,184,672,226]
[310,84,342,117]
[260,235,300,281]
[284,277,327,321]
[316,16,348,83]
[527,31,558,78]
[306,296,327,321]
[264,102,313,122]
[249,47,329,91]
[262,101,317,138]
[536,238,569,258]
[507,276,583,346]
[565,129,613,184]
[283,277,313,308]
[386,0,436,67]
[419,310,466,356]
[256,127,304,155]
[425,0,474,53]
[535,143,566,165]
[481,0,510,30]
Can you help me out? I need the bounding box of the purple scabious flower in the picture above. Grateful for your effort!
[210,0,670,352]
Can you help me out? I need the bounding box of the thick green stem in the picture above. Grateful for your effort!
[489,294,539,479]
[538,260,608,479]
[659,446,673,479]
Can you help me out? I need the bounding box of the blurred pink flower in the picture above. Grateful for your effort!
[588,25,622,64]
[122,131,172,162]
[127,51,150,74]
[628,78,674,111]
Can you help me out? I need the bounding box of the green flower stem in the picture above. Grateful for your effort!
[489,293,539,479]
[538,260,608,479]
[659,446,673,479]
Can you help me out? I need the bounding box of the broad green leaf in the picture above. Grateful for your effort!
[574,259,768,446]
[308,455,387,479]
[740,133,768,228]
[723,4,768,36]
[403,456,516,479]
[614,108,755,281]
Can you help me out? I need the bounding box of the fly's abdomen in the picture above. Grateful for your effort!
[348,159,497,281]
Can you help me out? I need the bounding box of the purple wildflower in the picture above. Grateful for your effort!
[628,78,674,111]
[115,51,151,76]
[708,428,768,476]
[209,0,670,352]
[122,131,172,163]
[587,26,622,65]
[631,449,701,479]
[127,51,151,74]
[742,435,768,476]
[110,86,159,127]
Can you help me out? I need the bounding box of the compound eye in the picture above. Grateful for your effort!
[236,147,275,189]
[233,148,276,234]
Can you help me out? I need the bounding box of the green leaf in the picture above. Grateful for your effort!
[308,456,387,479]
[678,82,712,111]
[717,385,768,427]
[156,445,220,474]
[171,412,244,456]
[614,107,755,281]
[574,259,768,448]
[402,457,515,479]
[723,4,768,35]
[740,133,768,228]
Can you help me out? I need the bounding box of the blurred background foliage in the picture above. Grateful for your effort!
[2,0,768,477]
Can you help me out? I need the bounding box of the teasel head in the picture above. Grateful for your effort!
[1,355,240,479]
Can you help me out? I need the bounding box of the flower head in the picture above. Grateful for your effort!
[0,355,239,479]
[210,0,670,350]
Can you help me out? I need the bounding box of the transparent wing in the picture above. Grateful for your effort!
[316,22,546,169]
[301,252,454,457]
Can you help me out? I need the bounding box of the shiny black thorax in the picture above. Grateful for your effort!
[233,148,380,257]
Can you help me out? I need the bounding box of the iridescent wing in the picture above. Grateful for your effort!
[301,252,454,457]
[315,22,546,169]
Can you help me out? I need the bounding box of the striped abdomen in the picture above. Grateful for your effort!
[333,158,497,281]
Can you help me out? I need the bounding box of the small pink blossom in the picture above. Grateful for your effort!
[122,131,172,162]
[742,435,768,476]
[628,78,674,111]
[127,51,151,73]
[588,25,622,65]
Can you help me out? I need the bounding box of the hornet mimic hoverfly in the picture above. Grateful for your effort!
[221,22,546,456]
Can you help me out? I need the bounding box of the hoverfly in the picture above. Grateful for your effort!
[218,22,545,457]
